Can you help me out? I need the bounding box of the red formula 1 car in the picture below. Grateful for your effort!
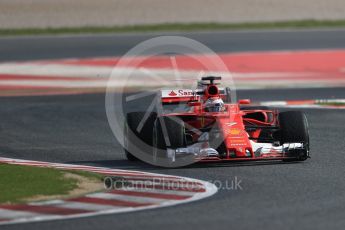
[124,76,310,165]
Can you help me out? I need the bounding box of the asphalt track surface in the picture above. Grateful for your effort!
[1,29,345,61]
[1,29,345,230]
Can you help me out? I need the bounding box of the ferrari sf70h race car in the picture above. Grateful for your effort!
[124,76,310,165]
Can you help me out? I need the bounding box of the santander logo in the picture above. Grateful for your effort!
[165,89,194,97]
[168,90,177,96]
[178,89,193,96]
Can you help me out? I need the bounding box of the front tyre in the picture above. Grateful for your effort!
[279,111,310,161]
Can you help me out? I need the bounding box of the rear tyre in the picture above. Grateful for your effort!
[124,112,157,161]
[279,111,310,161]
[153,116,186,160]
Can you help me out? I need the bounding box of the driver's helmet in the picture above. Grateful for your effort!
[204,97,225,112]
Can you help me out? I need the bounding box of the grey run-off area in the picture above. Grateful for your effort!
[1,0,345,29]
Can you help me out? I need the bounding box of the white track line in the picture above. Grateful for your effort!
[114,187,201,196]
[260,100,345,109]
[87,193,168,204]
[0,209,45,219]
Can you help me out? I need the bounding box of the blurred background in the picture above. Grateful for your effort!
[1,0,345,29]
[1,0,345,95]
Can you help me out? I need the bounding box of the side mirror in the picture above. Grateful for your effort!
[238,99,251,105]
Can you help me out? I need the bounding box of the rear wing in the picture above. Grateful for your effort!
[161,88,228,104]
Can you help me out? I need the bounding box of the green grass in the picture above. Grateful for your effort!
[0,164,102,204]
[2,19,345,36]
[316,102,345,106]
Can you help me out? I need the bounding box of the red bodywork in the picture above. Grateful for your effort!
[160,84,295,162]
